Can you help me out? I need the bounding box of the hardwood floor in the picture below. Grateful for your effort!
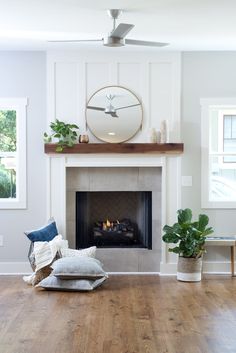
[1,275,236,353]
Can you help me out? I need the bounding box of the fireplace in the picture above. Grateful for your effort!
[76,191,152,249]
[65,166,163,272]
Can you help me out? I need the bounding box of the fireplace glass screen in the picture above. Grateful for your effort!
[76,191,152,249]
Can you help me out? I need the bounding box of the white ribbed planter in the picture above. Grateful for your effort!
[177,256,202,282]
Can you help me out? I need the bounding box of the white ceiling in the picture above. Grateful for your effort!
[0,0,236,51]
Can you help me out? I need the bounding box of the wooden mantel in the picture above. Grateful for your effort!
[44,143,184,154]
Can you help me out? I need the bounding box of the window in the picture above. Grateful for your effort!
[201,98,236,208]
[0,98,27,209]
[223,114,236,163]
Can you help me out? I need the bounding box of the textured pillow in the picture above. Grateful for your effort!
[25,218,58,242]
[60,246,96,258]
[37,275,107,291]
[51,257,107,279]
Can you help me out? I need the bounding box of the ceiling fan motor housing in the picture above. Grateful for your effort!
[105,104,116,114]
[107,9,122,20]
[103,36,125,47]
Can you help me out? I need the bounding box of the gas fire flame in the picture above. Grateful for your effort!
[102,219,118,231]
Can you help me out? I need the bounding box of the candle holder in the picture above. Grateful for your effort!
[79,134,89,143]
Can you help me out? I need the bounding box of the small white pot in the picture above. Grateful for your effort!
[177,256,202,282]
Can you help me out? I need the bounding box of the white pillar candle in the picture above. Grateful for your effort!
[160,120,169,143]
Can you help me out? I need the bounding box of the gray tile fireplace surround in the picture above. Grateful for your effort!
[66,167,162,273]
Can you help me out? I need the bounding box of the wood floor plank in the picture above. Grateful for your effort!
[1,275,236,353]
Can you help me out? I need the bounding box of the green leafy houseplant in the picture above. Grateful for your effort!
[162,208,213,259]
[44,119,79,152]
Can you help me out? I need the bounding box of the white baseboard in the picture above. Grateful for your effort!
[108,272,160,275]
[0,261,235,276]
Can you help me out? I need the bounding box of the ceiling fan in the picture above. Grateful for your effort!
[49,9,169,48]
[87,94,141,118]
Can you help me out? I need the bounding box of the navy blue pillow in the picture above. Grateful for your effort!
[25,219,58,242]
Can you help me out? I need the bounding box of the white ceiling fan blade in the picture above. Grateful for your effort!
[87,106,105,111]
[116,103,141,111]
[48,39,102,43]
[111,23,134,39]
[126,39,169,47]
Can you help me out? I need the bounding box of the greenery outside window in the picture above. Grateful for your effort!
[0,98,27,209]
[0,110,16,199]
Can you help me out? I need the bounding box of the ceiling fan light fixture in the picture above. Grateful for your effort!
[103,36,125,47]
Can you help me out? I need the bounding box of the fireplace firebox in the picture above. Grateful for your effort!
[76,191,152,249]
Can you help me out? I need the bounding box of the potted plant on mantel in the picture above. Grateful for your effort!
[162,208,213,282]
[44,119,79,152]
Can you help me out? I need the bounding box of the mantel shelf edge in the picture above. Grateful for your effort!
[44,143,184,154]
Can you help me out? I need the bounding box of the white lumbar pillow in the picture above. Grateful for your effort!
[60,246,96,258]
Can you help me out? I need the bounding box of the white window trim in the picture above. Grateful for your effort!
[217,109,236,168]
[0,97,28,209]
[201,97,236,209]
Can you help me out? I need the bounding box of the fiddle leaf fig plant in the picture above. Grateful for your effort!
[162,208,213,258]
[44,119,79,152]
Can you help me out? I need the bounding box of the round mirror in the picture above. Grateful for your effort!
[86,86,142,143]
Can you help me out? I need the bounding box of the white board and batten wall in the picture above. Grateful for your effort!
[47,51,181,142]
[47,50,182,274]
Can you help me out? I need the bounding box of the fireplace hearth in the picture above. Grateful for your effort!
[76,191,152,249]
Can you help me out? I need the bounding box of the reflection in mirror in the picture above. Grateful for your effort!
[86,86,142,143]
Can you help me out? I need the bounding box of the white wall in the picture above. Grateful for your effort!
[0,52,47,272]
[182,52,236,271]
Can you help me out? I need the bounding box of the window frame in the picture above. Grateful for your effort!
[217,110,236,166]
[0,97,27,209]
[201,98,236,209]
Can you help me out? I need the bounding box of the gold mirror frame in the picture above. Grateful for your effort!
[86,85,143,143]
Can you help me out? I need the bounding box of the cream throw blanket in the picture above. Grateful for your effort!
[23,234,68,284]
[33,234,68,271]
